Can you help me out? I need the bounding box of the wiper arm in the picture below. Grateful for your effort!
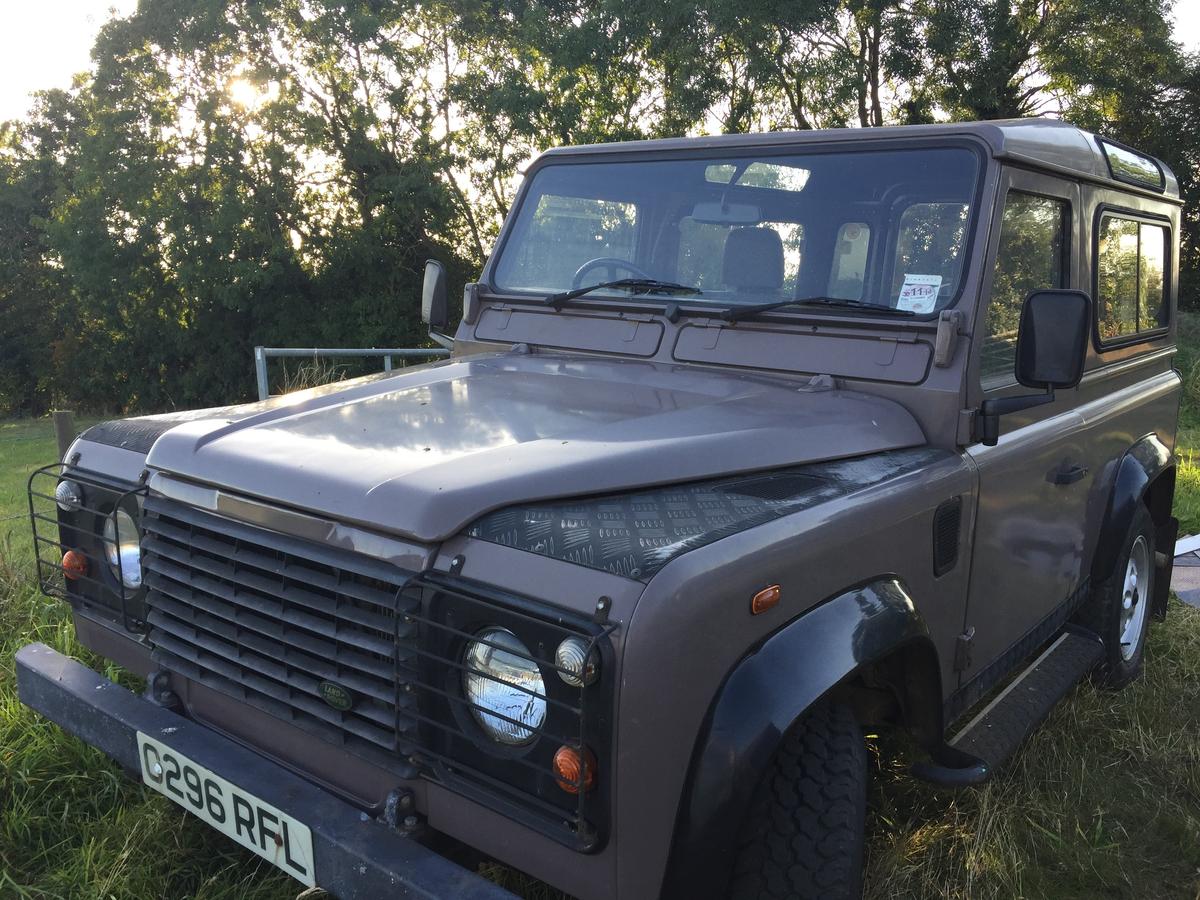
[720,296,916,323]
[543,278,702,310]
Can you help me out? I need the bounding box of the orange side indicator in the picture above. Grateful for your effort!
[553,744,597,794]
[751,584,781,615]
[62,550,88,580]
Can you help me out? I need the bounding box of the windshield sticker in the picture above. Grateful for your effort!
[897,274,942,313]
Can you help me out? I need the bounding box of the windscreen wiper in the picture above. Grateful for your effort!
[720,296,916,323]
[543,278,702,310]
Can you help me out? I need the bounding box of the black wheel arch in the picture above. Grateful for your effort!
[1091,433,1178,619]
[659,577,942,900]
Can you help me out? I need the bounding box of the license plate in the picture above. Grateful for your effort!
[137,731,316,887]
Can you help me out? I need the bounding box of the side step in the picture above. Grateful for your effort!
[913,629,1104,786]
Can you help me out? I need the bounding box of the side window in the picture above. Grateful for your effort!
[827,223,871,300]
[501,194,637,290]
[891,202,969,305]
[677,218,804,293]
[1097,214,1168,342]
[981,192,1068,388]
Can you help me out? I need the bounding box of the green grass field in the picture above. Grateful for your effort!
[4,336,1200,899]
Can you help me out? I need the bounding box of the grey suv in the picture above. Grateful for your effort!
[19,119,1182,900]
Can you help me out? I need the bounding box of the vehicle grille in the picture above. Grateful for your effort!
[141,496,421,772]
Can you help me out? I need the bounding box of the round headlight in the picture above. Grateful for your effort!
[103,508,142,590]
[55,479,84,512]
[462,627,546,746]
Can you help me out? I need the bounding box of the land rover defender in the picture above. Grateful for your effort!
[18,119,1182,899]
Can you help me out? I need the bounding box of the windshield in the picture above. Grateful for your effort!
[491,146,981,316]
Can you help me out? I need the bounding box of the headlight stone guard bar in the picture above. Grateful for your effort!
[394,573,617,850]
[28,462,149,634]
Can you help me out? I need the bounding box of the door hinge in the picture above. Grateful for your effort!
[954,626,976,672]
[956,408,977,446]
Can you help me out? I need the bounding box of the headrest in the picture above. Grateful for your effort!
[722,227,784,291]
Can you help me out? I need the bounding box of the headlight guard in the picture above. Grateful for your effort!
[28,463,149,633]
[399,572,616,851]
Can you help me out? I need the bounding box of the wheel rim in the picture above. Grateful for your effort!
[1118,535,1151,661]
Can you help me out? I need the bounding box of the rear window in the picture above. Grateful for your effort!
[676,218,804,293]
[1096,214,1168,342]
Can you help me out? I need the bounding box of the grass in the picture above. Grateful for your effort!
[4,321,1200,899]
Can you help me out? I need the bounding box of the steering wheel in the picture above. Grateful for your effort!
[571,257,652,289]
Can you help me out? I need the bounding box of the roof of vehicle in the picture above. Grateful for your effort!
[540,118,1180,200]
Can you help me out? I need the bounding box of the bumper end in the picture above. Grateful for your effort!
[15,642,514,900]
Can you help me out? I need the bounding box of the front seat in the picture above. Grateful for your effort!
[722,226,785,296]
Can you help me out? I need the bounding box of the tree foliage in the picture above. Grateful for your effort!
[0,0,1195,415]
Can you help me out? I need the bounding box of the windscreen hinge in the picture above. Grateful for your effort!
[878,331,919,344]
[934,310,966,367]
[796,373,836,392]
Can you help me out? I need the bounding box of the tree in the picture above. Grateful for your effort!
[1,0,1196,414]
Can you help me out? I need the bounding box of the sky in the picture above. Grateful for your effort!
[0,1,1198,124]
[1178,2,1200,53]
[0,1,137,123]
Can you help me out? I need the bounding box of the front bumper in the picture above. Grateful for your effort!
[15,643,514,900]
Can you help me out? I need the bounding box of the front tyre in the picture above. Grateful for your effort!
[728,702,867,900]
[1079,503,1156,688]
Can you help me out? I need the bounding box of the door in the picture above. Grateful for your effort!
[962,169,1093,681]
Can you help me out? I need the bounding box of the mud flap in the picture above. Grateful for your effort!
[1153,515,1178,621]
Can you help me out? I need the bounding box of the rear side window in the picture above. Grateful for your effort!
[981,192,1069,388]
[1096,214,1168,342]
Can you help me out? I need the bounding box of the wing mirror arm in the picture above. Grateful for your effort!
[972,289,1092,448]
[976,390,1055,447]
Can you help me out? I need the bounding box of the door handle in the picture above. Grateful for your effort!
[1048,463,1089,485]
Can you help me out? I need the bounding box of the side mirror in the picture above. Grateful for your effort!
[421,259,449,330]
[977,289,1091,446]
[1015,290,1090,390]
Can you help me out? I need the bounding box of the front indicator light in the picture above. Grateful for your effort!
[62,550,88,580]
[555,636,599,687]
[553,744,597,794]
